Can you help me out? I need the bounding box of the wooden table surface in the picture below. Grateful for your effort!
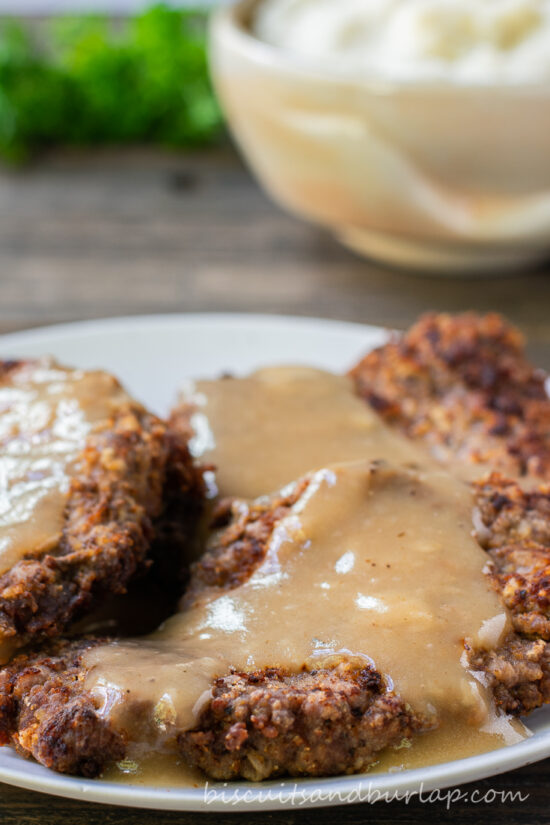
[0,145,549,825]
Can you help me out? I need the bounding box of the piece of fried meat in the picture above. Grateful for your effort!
[0,358,202,655]
[350,312,550,478]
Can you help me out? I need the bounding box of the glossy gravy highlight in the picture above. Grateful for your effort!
[83,367,525,779]
[0,358,133,575]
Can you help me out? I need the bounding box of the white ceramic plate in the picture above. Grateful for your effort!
[0,312,548,812]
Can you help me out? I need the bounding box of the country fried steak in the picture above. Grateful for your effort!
[0,358,202,654]
[350,312,550,478]
[0,640,424,779]
[0,639,123,777]
[1,314,550,783]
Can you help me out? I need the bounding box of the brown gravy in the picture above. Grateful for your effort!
[83,367,526,784]
[0,358,133,575]
[184,367,429,498]
[104,715,522,788]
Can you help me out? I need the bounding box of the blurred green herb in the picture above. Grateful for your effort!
[0,4,223,163]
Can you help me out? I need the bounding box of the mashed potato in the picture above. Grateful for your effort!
[253,0,550,83]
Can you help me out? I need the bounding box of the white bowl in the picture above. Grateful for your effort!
[209,0,550,274]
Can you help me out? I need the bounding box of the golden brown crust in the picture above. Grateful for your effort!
[474,474,550,640]
[350,313,550,477]
[0,639,125,776]
[182,479,309,605]
[0,405,166,651]
[179,664,427,781]
[468,637,550,716]
[0,360,203,653]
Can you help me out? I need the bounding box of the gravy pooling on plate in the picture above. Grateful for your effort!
[83,367,525,782]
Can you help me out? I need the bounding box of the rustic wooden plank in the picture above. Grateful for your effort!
[0,145,548,823]
[0,146,548,361]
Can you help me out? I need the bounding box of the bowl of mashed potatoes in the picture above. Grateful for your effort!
[210,0,550,273]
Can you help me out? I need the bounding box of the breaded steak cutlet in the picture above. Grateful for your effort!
[1,470,550,780]
[350,312,550,478]
[1,313,550,782]
[0,640,424,780]
[0,638,123,777]
[0,358,202,655]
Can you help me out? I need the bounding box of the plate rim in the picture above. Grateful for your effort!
[0,311,383,347]
[0,311,548,812]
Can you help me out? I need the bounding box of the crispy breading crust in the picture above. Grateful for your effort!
[0,639,125,777]
[0,361,203,653]
[182,479,309,606]
[468,636,550,716]
[179,665,426,781]
[350,313,550,477]
[0,406,166,651]
[475,474,550,641]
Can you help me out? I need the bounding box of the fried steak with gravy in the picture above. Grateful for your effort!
[1,316,550,781]
[0,358,202,654]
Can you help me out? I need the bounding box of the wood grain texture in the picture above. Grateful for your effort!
[0,144,548,823]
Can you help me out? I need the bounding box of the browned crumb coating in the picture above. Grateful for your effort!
[0,639,124,777]
[0,361,203,653]
[179,665,425,781]
[182,479,309,604]
[350,312,550,478]
[469,636,550,716]
[475,474,550,641]
[0,407,165,650]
